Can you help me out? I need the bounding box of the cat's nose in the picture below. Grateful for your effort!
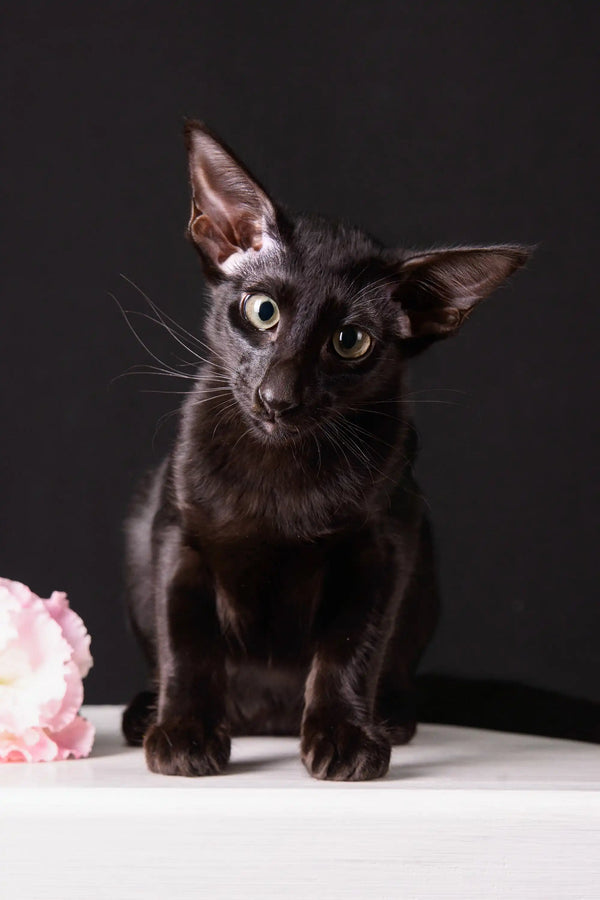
[257,362,302,418]
[257,383,300,417]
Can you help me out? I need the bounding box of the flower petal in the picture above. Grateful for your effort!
[0,578,94,761]
[45,591,93,678]
[49,714,95,760]
[0,727,59,763]
[46,660,83,732]
[0,598,71,732]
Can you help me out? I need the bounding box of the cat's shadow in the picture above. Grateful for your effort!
[227,753,300,775]
[90,734,301,770]
[386,734,564,782]
[89,735,143,759]
[90,729,511,783]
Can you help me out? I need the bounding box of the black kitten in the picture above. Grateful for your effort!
[122,121,529,780]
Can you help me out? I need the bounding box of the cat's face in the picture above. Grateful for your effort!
[204,221,406,443]
[185,121,529,444]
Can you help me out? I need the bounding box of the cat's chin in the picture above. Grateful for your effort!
[249,415,303,446]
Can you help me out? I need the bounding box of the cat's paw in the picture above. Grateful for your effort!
[387,720,417,745]
[143,717,231,777]
[122,690,157,746]
[301,717,391,781]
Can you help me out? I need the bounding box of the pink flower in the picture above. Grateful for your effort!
[0,578,94,762]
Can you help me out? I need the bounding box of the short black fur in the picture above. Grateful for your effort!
[122,121,530,779]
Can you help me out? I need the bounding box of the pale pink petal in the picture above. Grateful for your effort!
[0,581,27,651]
[0,599,70,732]
[0,578,33,607]
[0,577,95,762]
[50,714,95,760]
[45,592,93,678]
[0,727,59,763]
[46,660,83,732]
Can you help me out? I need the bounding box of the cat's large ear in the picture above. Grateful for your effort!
[394,245,530,344]
[184,120,281,277]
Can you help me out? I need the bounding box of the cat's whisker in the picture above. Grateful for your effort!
[345,405,409,427]
[171,357,230,381]
[187,393,233,410]
[125,309,228,375]
[211,401,240,440]
[318,421,354,477]
[341,409,402,451]
[331,416,373,469]
[120,274,230,369]
[180,396,238,443]
[110,294,196,382]
[230,425,254,452]
[343,263,371,303]
[350,274,397,308]
[326,418,377,486]
[142,388,232,398]
[178,357,230,380]
[352,273,394,301]
[151,407,182,450]
[331,409,379,452]
[174,359,201,369]
[369,397,461,407]
[332,413,409,487]
[202,404,238,432]
[114,363,230,386]
[405,388,468,396]
[336,425,381,485]
[190,385,233,396]
[117,365,198,381]
[346,405,411,425]
[311,430,323,476]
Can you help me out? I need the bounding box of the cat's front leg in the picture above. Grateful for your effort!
[143,535,230,777]
[301,530,407,781]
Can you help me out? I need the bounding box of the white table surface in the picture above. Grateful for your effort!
[2,705,599,899]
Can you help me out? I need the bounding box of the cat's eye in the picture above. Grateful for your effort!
[332,325,372,359]
[242,293,280,330]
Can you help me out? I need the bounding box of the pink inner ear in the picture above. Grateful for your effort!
[397,245,529,340]
[186,124,280,271]
[234,211,266,253]
[190,213,238,265]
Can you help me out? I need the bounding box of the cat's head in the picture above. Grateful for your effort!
[185,121,529,444]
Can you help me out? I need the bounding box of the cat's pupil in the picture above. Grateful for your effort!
[258,300,275,322]
[339,326,359,349]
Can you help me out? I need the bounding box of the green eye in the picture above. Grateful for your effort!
[332,325,372,359]
[242,293,280,330]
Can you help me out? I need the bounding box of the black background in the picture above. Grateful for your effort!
[1,1,598,706]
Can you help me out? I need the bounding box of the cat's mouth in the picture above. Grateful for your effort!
[240,397,309,444]
[239,388,307,444]
[233,384,318,445]
[250,412,303,444]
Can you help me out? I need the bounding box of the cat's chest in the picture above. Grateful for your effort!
[185,455,372,543]
[182,416,379,538]
[207,535,325,662]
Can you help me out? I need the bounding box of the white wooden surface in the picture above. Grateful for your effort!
[1,705,599,899]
